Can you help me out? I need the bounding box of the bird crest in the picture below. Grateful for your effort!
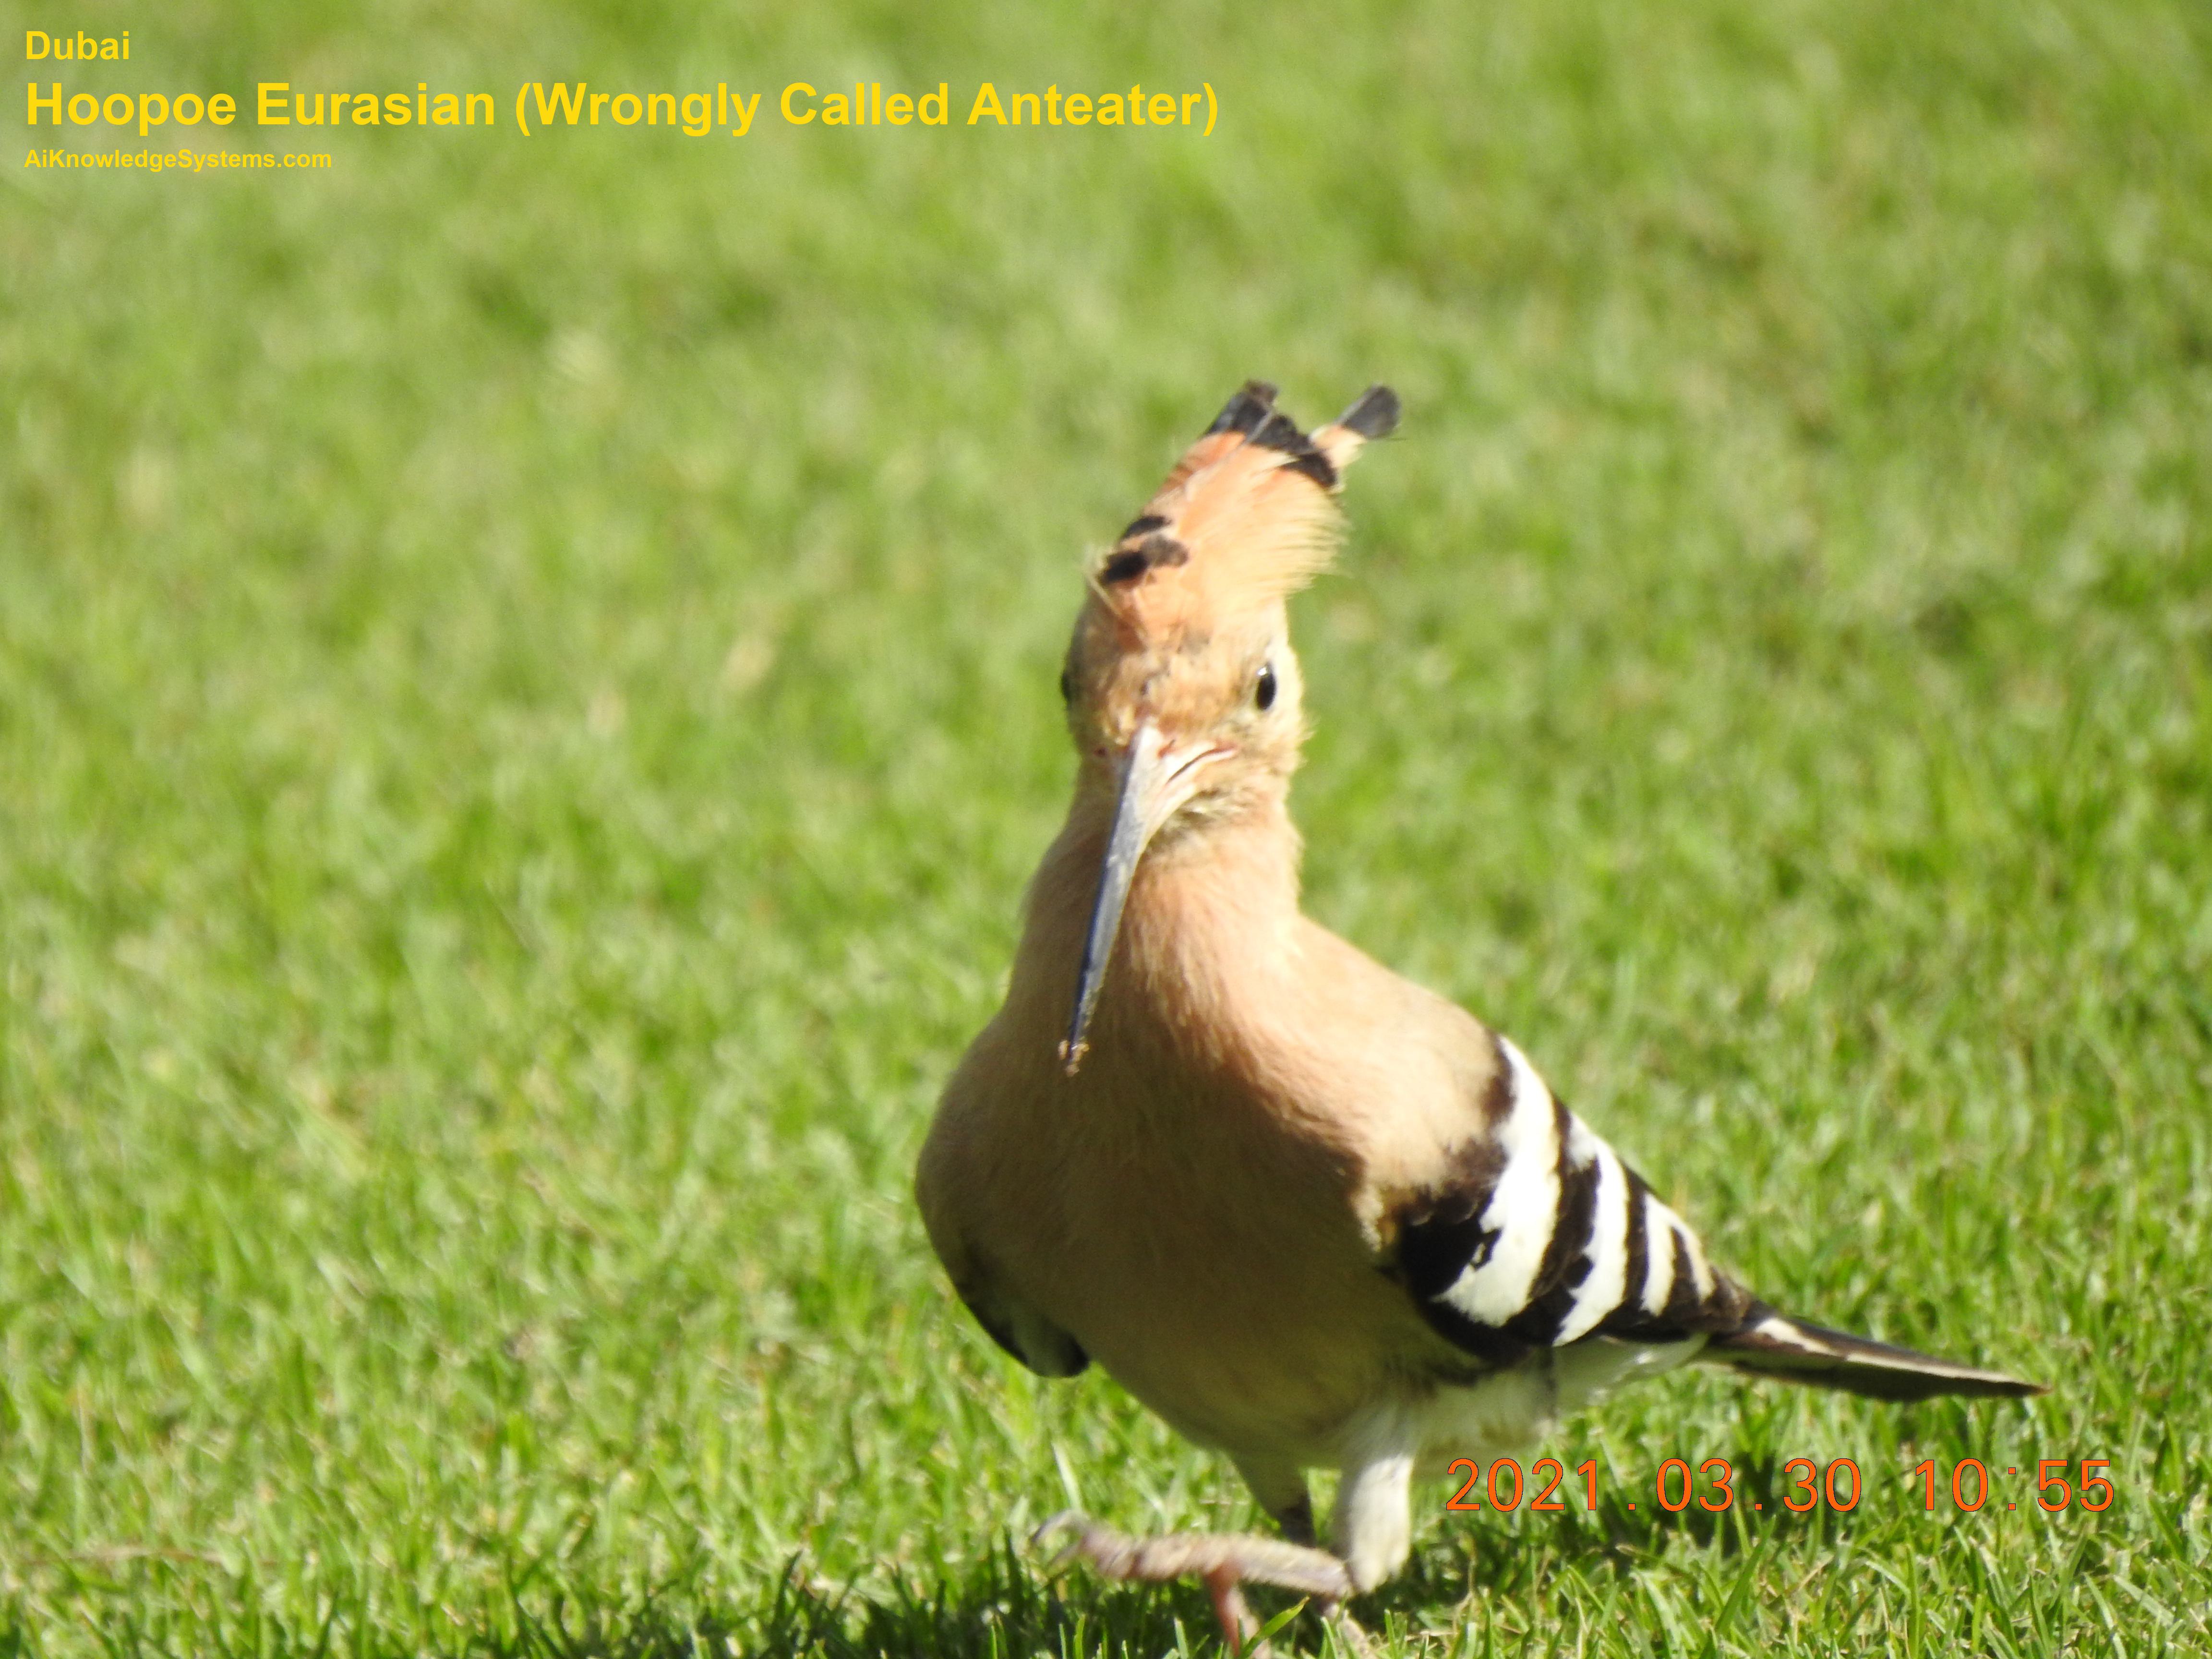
[1085,382,1399,649]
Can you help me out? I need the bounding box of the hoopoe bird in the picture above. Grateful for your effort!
[916,383,2044,1650]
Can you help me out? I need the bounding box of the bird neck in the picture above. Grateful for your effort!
[1015,788,1306,1073]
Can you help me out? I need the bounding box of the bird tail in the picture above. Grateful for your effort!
[1704,1302,2047,1402]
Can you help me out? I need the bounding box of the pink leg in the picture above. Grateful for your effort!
[1203,1566,1255,1652]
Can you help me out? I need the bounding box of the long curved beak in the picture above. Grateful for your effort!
[1058,721,1227,1077]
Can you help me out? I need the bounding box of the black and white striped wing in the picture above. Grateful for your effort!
[1388,1034,1752,1369]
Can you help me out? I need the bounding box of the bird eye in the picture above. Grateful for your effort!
[1255,663,1277,711]
[1059,668,1073,705]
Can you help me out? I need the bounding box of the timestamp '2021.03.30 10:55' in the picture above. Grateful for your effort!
[1444,1457,2116,1516]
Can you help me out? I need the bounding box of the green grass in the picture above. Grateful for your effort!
[4,0,2210,1652]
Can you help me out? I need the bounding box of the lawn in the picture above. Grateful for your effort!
[3,0,2209,1653]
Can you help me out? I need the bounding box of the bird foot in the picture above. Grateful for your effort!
[1033,1511,1358,1655]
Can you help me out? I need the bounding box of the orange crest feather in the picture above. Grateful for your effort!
[1089,382,1399,647]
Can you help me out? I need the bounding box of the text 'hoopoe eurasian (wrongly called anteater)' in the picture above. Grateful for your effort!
[916,383,2045,1652]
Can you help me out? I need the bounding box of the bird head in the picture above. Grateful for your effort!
[1056,381,1399,1075]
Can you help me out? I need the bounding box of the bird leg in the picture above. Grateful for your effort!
[1261,1493,1378,1655]
[1034,1510,1354,1655]
[1271,1492,1318,1547]
[1265,1498,1385,1659]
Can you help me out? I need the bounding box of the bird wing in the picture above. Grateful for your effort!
[947,1273,1092,1379]
[916,1106,1094,1379]
[1382,1030,1753,1370]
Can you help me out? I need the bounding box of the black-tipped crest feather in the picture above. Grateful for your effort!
[1205,381,1279,436]
[1250,410,1309,453]
[1249,406,1341,489]
[1336,385,1401,440]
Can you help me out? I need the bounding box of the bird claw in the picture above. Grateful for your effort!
[1029,1511,1166,1586]
[1029,1509,1097,1574]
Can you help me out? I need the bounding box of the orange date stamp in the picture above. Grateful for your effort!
[1444,1456,2116,1515]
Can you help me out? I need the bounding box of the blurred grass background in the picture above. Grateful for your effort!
[3,0,2210,1652]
